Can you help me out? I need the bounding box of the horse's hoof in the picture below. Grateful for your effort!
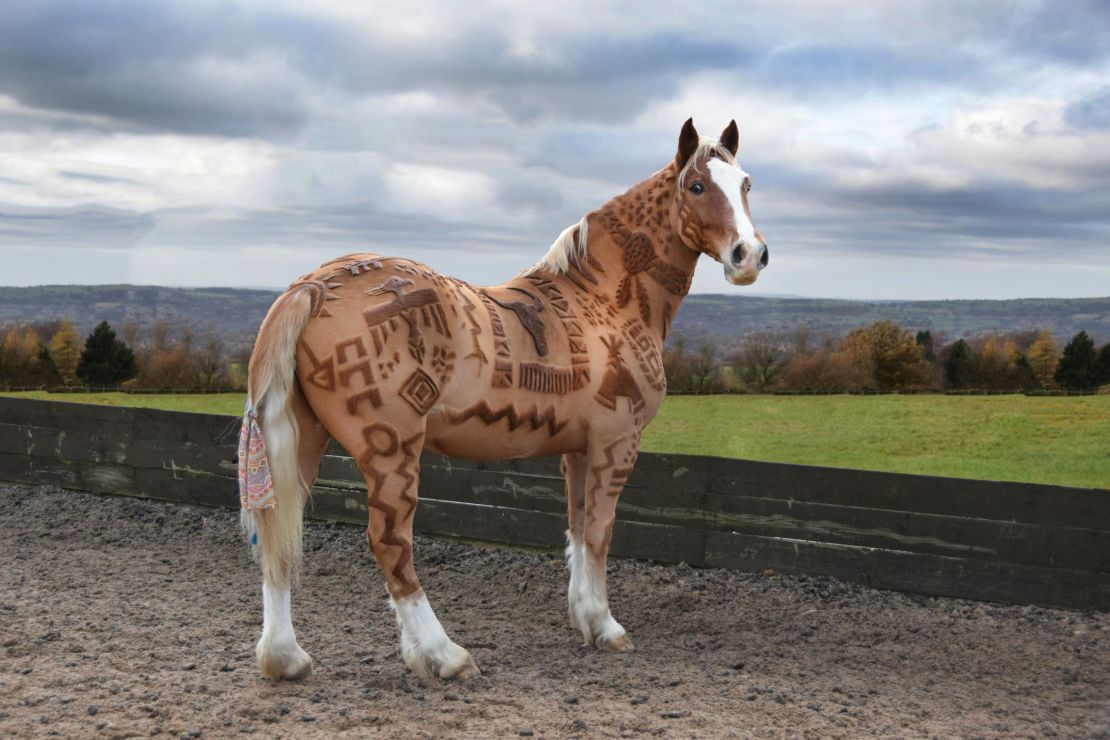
[441,651,481,681]
[404,640,480,681]
[437,643,481,678]
[257,640,313,681]
[597,632,634,653]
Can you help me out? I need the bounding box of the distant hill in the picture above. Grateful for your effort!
[0,285,1107,352]
[0,285,277,351]
[676,295,1110,349]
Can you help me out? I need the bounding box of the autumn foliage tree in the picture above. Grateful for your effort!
[130,325,236,390]
[1026,331,1060,388]
[49,318,82,383]
[0,326,59,387]
[838,321,929,390]
[780,345,873,391]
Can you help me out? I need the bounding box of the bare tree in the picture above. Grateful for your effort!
[194,334,229,390]
[727,332,789,392]
[687,342,724,393]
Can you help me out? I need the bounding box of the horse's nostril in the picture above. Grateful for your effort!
[760,245,769,268]
[731,245,744,265]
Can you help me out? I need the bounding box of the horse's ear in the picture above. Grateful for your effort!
[676,118,699,168]
[720,120,739,156]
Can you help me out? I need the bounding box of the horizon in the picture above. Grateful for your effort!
[3,282,1110,305]
[1,2,1109,299]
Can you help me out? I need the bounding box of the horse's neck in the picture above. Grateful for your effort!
[580,168,699,342]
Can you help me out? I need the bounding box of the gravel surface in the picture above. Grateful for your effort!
[1,484,1108,738]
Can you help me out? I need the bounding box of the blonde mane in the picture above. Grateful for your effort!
[523,136,734,277]
[521,214,591,277]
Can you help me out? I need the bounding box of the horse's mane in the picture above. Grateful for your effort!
[522,136,735,278]
[521,215,591,277]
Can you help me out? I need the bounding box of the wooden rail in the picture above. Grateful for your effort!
[0,397,1106,610]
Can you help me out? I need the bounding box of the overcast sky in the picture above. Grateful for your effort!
[1,0,1108,299]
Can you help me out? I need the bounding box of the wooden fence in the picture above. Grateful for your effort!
[0,397,1106,611]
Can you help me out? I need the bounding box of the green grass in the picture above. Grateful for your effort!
[3,391,1108,489]
[1,390,248,416]
[642,395,1110,490]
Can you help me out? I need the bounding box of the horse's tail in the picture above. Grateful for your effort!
[240,288,314,588]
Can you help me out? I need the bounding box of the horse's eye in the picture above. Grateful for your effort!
[689,181,704,195]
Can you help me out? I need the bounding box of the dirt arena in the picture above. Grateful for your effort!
[1,485,1108,737]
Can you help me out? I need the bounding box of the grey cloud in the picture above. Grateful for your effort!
[758,44,970,94]
[1003,0,1110,65]
[0,2,751,137]
[148,200,532,254]
[494,176,564,213]
[1065,87,1110,130]
[57,170,147,186]
[0,203,153,248]
[807,178,1110,257]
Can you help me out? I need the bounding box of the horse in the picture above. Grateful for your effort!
[239,118,769,681]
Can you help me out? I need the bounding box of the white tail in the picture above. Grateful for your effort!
[240,288,314,588]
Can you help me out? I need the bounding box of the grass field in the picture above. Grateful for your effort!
[3,391,1107,489]
[643,395,1109,490]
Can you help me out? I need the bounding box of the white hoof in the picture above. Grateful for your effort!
[257,637,313,680]
[257,582,311,679]
[403,639,480,680]
[393,591,480,680]
[571,602,633,652]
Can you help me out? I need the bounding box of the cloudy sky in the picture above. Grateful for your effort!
[1,0,1109,299]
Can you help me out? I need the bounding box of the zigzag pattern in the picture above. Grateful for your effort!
[360,431,424,597]
[446,400,568,437]
[456,287,488,365]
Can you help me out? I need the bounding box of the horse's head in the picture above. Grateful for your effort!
[672,118,769,286]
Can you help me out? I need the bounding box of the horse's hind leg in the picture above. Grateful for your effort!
[565,433,639,651]
[343,420,478,680]
[562,452,591,631]
[255,388,329,680]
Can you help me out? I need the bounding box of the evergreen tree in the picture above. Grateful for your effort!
[943,339,972,389]
[1094,343,1110,387]
[1054,331,1097,390]
[915,330,935,361]
[1013,353,1037,390]
[76,321,137,387]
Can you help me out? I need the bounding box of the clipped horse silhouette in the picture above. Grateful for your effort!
[241,118,768,681]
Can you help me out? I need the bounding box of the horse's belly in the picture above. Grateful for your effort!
[424,405,585,461]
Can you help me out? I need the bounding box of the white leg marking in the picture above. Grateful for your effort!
[566,533,630,650]
[256,581,312,679]
[391,591,478,679]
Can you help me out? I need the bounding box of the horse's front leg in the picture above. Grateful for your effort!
[566,432,639,651]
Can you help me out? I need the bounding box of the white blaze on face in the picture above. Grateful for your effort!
[706,157,759,259]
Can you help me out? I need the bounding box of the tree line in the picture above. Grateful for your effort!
[0,319,247,391]
[665,322,1110,394]
[3,317,1108,394]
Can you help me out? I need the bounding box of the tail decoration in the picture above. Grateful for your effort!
[238,399,275,514]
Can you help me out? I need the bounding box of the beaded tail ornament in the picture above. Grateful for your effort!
[238,399,275,513]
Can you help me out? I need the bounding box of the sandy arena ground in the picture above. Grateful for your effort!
[1,484,1108,738]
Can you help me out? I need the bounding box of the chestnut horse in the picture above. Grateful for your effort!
[241,118,768,681]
